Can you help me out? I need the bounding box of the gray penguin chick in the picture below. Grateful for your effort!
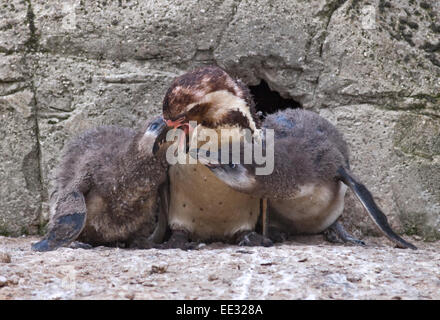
[32,116,170,251]
[192,109,416,250]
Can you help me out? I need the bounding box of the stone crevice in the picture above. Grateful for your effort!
[24,0,39,53]
[0,84,30,97]
[214,0,242,54]
[312,0,349,107]
[318,0,348,58]
[23,0,44,231]
[27,77,44,231]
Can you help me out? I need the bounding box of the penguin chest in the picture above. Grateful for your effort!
[168,163,260,241]
[269,181,347,234]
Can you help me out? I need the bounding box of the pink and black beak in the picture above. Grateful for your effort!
[165,116,193,150]
[165,116,188,132]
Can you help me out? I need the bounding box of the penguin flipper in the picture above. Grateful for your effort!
[147,181,169,244]
[32,191,87,252]
[337,167,417,250]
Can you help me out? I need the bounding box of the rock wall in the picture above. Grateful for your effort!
[1,0,439,239]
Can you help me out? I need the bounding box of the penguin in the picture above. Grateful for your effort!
[160,65,272,249]
[31,116,170,251]
[191,108,417,250]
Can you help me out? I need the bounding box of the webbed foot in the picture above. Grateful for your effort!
[155,230,199,250]
[69,241,93,250]
[324,221,366,246]
[128,237,156,249]
[236,231,273,247]
[268,227,289,243]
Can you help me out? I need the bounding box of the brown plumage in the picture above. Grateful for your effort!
[31,116,170,251]
[194,109,417,250]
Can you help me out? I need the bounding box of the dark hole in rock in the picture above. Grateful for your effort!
[249,80,302,118]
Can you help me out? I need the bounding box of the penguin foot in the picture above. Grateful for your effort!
[69,241,93,250]
[236,231,273,247]
[128,236,156,249]
[268,228,289,243]
[155,230,199,250]
[324,221,366,246]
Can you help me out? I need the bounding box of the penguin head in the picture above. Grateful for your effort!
[162,66,260,140]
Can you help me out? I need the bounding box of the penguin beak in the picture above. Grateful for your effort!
[152,120,169,155]
[189,148,256,193]
[165,116,187,129]
[141,118,168,156]
[189,148,221,168]
[165,116,191,150]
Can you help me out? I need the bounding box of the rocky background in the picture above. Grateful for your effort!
[1,0,439,240]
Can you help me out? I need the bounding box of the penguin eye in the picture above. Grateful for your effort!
[149,122,159,130]
[229,163,236,169]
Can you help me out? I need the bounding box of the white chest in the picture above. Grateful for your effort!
[269,181,347,234]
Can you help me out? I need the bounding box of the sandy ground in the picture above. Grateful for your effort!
[0,235,439,300]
